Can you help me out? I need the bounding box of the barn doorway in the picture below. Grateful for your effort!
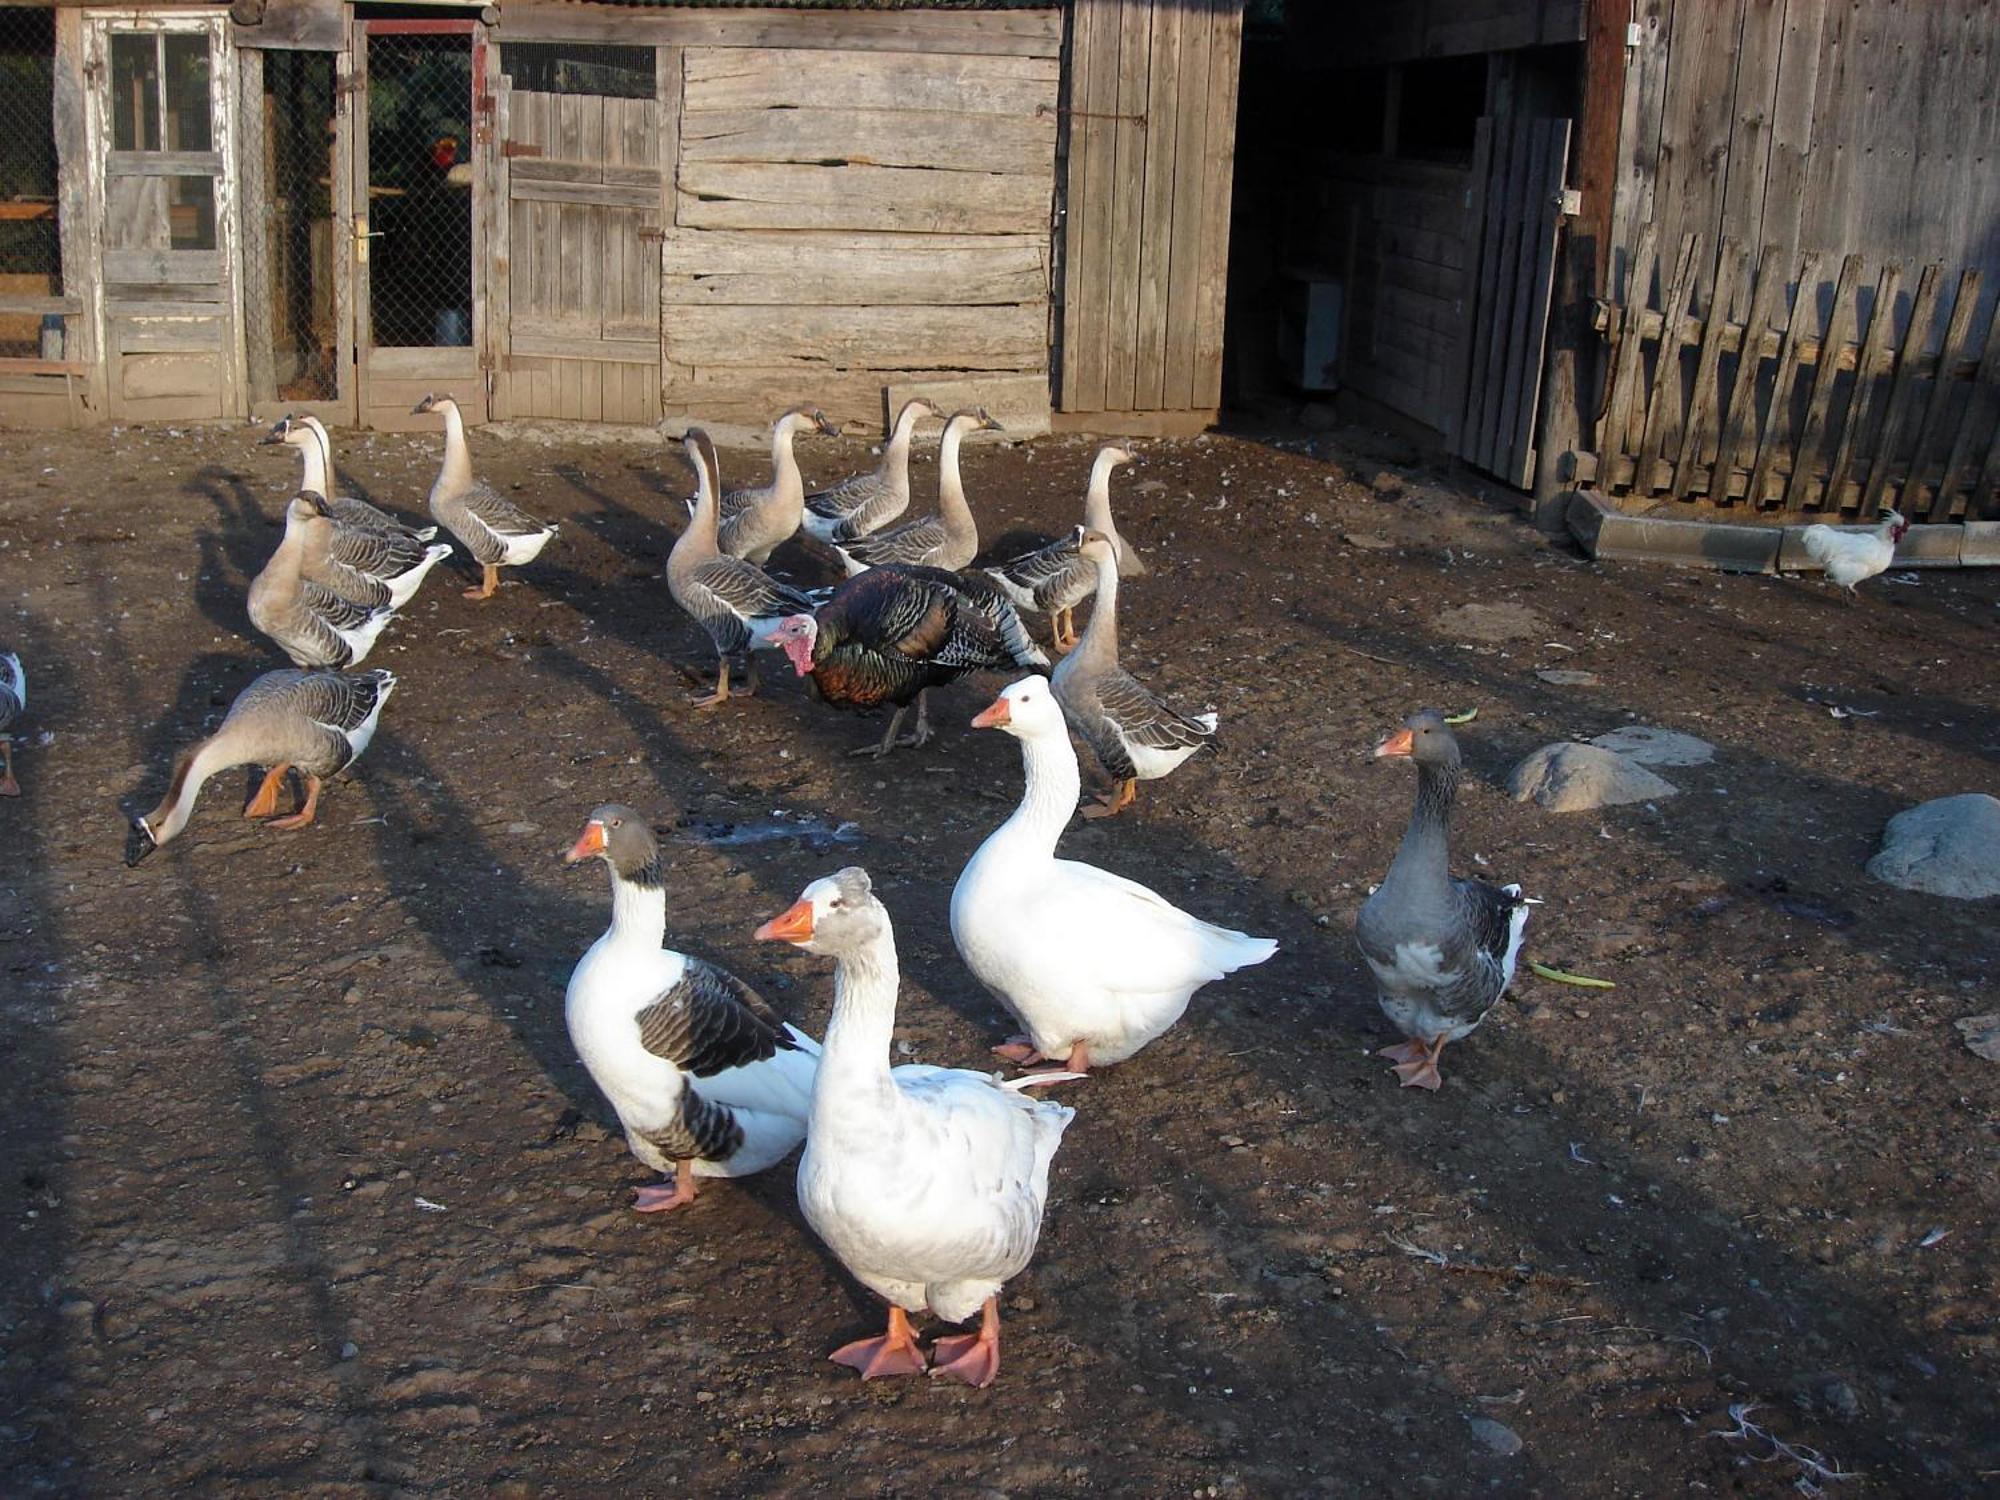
[352,16,486,428]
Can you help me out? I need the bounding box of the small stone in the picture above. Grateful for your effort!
[1589,724,1716,766]
[1468,1417,1523,1455]
[1342,531,1397,551]
[1370,471,1406,497]
[1009,1294,1036,1313]
[1954,1013,2000,1063]
[1534,668,1600,687]
[1867,794,2000,898]
[1508,742,1679,812]
[694,1390,717,1404]
[339,1342,359,1361]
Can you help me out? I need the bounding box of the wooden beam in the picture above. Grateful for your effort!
[493,4,1063,58]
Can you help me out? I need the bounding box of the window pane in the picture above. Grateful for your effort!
[169,174,215,249]
[0,6,63,306]
[111,34,161,152]
[163,33,212,152]
[501,42,654,100]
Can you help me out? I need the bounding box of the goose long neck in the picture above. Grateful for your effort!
[937,420,975,535]
[992,725,1081,856]
[770,418,805,501]
[437,403,474,493]
[814,926,902,1119]
[1071,554,1120,670]
[1381,758,1458,900]
[293,437,328,497]
[144,736,234,847]
[681,450,721,558]
[1083,456,1119,534]
[605,863,668,953]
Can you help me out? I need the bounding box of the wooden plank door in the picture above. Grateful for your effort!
[1452,114,1572,487]
[85,12,242,421]
[492,74,662,423]
[351,18,488,430]
[1057,0,1243,429]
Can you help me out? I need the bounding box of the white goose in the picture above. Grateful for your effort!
[564,805,819,1212]
[757,866,1074,1387]
[951,677,1277,1072]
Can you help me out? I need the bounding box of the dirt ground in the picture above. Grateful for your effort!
[0,412,1995,1498]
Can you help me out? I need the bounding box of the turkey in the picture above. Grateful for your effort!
[767,565,1048,757]
[1800,508,1908,596]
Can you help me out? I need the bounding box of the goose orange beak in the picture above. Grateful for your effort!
[1374,727,1415,759]
[971,696,1011,729]
[755,899,815,944]
[564,821,606,863]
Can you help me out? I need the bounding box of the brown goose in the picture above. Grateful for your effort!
[1354,712,1532,1091]
[800,396,943,544]
[831,407,999,575]
[712,405,841,564]
[666,429,817,708]
[1049,531,1215,818]
[564,805,819,1214]
[125,668,395,864]
[984,444,1143,650]
[248,502,397,668]
[412,394,557,599]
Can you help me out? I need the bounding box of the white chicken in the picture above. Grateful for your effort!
[1800,508,1908,596]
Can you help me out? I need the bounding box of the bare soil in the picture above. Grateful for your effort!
[1,416,1995,1498]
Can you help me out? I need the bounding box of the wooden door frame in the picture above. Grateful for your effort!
[350,15,490,428]
[82,8,245,419]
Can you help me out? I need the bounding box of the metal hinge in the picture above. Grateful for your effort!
[501,140,542,159]
[637,226,665,243]
[1556,188,1583,217]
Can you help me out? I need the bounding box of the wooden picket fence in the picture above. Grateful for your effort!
[1573,225,2000,521]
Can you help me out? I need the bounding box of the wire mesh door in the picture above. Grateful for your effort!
[240,46,345,414]
[353,19,486,427]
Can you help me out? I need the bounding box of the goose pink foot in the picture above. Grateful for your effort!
[991,1036,1047,1065]
[633,1161,699,1213]
[1378,1036,1447,1091]
[830,1306,928,1380]
[929,1298,1002,1388]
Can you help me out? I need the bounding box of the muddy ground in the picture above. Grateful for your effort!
[0,414,1995,1498]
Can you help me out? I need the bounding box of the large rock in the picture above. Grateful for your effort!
[1866,794,2000,898]
[1435,601,1544,643]
[1510,742,1679,812]
[1590,724,1717,767]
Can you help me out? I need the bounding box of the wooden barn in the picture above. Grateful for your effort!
[0,0,1244,437]
[1236,0,2000,528]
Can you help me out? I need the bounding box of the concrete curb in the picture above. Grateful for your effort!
[1565,492,1997,571]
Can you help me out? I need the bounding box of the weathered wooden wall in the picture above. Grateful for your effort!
[660,33,1061,433]
[1056,0,1243,429]
[1612,0,2000,310]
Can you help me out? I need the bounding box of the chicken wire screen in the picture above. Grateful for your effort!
[0,6,60,359]
[365,33,473,349]
[244,49,339,401]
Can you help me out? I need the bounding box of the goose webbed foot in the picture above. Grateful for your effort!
[692,658,732,710]
[1378,1034,1448,1091]
[463,563,501,600]
[243,763,292,819]
[830,1306,927,1381]
[928,1298,1002,1388]
[1081,778,1137,819]
[265,774,322,831]
[990,1037,1046,1064]
[632,1161,700,1214]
